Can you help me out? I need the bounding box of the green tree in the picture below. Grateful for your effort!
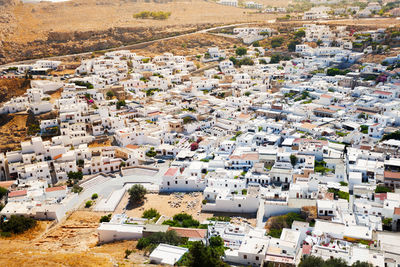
[116,100,126,109]
[298,256,325,267]
[91,193,98,200]
[290,154,298,167]
[186,241,228,267]
[288,40,300,52]
[351,261,373,267]
[67,171,83,180]
[294,29,306,38]
[235,47,247,56]
[271,36,284,48]
[128,184,147,205]
[209,236,224,247]
[0,187,8,199]
[106,91,115,99]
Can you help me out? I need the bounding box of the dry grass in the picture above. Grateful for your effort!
[131,32,241,57]
[0,114,29,153]
[6,0,282,43]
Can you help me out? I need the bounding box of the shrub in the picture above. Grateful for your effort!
[375,185,392,193]
[294,29,305,38]
[100,214,112,223]
[360,125,369,134]
[85,201,92,208]
[91,193,98,200]
[271,36,284,48]
[116,100,126,109]
[133,11,171,20]
[142,208,161,220]
[146,147,157,158]
[124,249,132,258]
[71,184,83,193]
[136,230,182,251]
[162,213,201,228]
[0,187,7,199]
[106,91,115,99]
[67,171,83,180]
[235,47,247,56]
[1,215,36,234]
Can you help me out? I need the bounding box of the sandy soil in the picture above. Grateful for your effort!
[117,192,213,222]
[0,210,156,266]
[6,0,282,43]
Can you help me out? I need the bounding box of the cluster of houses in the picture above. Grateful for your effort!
[303,1,400,20]
[0,22,399,266]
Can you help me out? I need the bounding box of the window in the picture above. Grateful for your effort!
[238,204,241,207]
[255,256,259,261]
[243,255,247,259]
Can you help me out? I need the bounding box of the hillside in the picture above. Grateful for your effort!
[0,0,288,64]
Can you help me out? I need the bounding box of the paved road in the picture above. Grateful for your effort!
[0,22,257,68]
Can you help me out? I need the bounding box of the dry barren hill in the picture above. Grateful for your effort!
[0,0,290,64]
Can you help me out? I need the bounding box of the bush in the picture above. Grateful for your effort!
[288,40,300,52]
[116,100,126,109]
[0,187,7,199]
[207,216,230,222]
[162,213,201,228]
[328,188,349,201]
[0,215,36,234]
[67,171,83,180]
[268,212,305,238]
[91,193,98,200]
[146,147,157,158]
[381,130,400,141]
[271,36,284,48]
[133,11,171,20]
[360,125,369,134]
[73,81,93,89]
[71,184,83,193]
[106,91,114,99]
[124,249,132,259]
[136,230,182,251]
[142,208,161,220]
[85,201,92,208]
[235,47,247,56]
[100,214,112,223]
[128,184,147,205]
[327,68,349,76]
[294,29,305,38]
[375,185,392,193]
